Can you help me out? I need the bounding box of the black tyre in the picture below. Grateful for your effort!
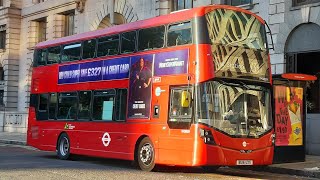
[57,133,71,160]
[201,166,220,172]
[136,137,155,171]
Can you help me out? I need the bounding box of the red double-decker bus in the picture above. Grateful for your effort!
[27,5,274,171]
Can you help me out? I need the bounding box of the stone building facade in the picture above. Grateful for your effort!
[0,0,319,155]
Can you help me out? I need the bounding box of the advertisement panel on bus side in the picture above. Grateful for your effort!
[128,54,154,119]
[58,57,130,84]
[57,49,189,119]
[127,49,189,119]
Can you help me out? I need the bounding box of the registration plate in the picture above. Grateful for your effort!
[236,160,253,165]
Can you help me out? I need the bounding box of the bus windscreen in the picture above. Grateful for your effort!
[206,9,269,82]
[196,81,272,138]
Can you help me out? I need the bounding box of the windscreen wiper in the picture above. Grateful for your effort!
[218,79,251,90]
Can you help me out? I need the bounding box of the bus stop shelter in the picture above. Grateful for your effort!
[272,73,317,163]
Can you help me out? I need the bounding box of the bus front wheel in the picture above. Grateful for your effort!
[57,133,71,160]
[136,137,155,171]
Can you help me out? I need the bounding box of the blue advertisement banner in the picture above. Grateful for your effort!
[58,57,130,84]
[128,54,154,119]
[103,57,130,80]
[58,64,80,84]
[79,61,103,82]
[154,49,188,76]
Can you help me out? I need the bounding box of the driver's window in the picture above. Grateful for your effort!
[169,87,192,118]
[168,86,193,129]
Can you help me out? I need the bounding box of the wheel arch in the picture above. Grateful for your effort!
[134,135,149,161]
[56,131,68,150]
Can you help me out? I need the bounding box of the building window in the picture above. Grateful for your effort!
[0,30,5,49]
[0,67,4,80]
[225,0,252,6]
[0,90,4,107]
[0,25,6,49]
[65,12,75,36]
[172,0,193,11]
[0,66,3,107]
[36,18,47,43]
[0,0,3,6]
[293,0,320,6]
[32,0,46,4]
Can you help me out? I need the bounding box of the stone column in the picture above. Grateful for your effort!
[109,0,115,25]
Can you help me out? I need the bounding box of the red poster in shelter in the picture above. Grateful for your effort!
[274,86,303,146]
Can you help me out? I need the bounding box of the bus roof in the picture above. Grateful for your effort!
[35,4,264,49]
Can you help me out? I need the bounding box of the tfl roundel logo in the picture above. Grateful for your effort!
[242,141,247,147]
[102,132,111,147]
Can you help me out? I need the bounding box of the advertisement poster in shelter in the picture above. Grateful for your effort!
[274,86,303,146]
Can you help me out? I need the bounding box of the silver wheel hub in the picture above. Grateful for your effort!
[139,143,153,166]
[59,137,69,156]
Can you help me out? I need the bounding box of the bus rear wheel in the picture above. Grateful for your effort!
[136,137,155,171]
[57,133,71,160]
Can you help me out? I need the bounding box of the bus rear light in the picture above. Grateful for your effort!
[199,128,215,145]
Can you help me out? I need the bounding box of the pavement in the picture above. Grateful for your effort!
[253,156,320,179]
[0,131,26,146]
[0,131,319,178]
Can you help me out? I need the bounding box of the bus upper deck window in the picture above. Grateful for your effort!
[82,39,96,59]
[97,35,119,57]
[167,21,192,47]
[121,31,136,54]
[47,46,60,64]
[35,49,47,66]
[138,26,165,51]
[61,43,81,62]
